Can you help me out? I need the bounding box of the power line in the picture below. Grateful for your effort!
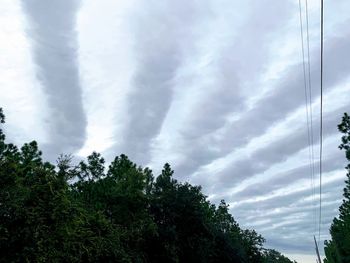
[304,0,317,235]
[298,0,317,236]
[318,0,324,244]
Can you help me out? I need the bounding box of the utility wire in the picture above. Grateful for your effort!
[298,0,317,237]
[319,0,324,244]
[305,0,317,236]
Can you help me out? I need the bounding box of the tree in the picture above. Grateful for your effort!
[324,113,350,263]
[148,165,253,262]
[262,249,297,263]
[0,109,127,262]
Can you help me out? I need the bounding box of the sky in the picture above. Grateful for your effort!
[0,0,349,261]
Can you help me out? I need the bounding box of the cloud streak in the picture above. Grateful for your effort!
[114,0,216,165]
[21,0,86,160]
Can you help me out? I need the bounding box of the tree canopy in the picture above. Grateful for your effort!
[0,107,295,263]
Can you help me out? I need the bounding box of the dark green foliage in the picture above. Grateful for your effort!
[324,113,350,263]
[0,107,294,262]
[0,108,4,123]
[262,249,296,263]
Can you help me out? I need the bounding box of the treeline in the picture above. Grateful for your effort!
[0,107,295,263]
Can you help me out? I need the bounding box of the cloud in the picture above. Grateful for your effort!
[112,0,214,165]
[194,31,350,177]
[230,154,344,201]
[200,104,349,193]
[230,172,346,254]
[148,0,295,177]
[149,7,350,187]
[20,0,86,160]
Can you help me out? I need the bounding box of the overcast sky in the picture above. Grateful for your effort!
[1,0,349,262]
